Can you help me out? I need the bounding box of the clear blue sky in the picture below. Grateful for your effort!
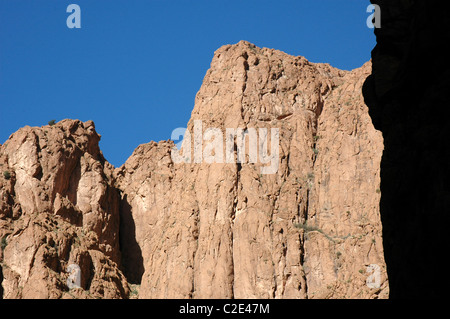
[0,0,375,167]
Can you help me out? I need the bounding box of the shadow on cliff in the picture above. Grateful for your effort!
[363,0,450,298]
[0,264,3,299]
[119,195,145,284]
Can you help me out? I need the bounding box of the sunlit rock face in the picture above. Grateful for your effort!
[117,41,387,299]
[1,41,387,299]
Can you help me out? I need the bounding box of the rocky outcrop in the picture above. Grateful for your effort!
[1,41,388,299]
[363,0,450,298]
[116,41,388,299]
[0,120,129,299]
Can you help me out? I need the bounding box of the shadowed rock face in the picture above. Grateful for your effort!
[0,264,3,298]
[363,0,450,298]
[2,41,387,299]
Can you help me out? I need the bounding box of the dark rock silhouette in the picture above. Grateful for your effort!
[363,0,450,298]
[0,264,3,298]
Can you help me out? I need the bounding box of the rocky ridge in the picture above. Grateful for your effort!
[1,41,387,299]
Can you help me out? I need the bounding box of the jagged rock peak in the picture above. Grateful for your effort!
[0,119,128,299]
[116,41,388,299]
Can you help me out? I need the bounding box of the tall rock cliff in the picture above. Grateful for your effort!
[0,120,129,298]
[1,41,387,299]
[116,41,388,299]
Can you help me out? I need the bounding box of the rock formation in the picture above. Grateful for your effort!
[363,0,450,298]
[1,41,387,299]
[116,41,387,299]
[0,120,129,298]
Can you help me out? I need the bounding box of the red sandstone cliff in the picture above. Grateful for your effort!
[1,41,387,299]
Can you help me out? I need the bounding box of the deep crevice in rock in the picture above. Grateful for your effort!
[118,194,144,284]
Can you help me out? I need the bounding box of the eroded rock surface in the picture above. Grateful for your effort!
[1,41,387,299]
[116,41,388,299]
[0,120,128,299]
